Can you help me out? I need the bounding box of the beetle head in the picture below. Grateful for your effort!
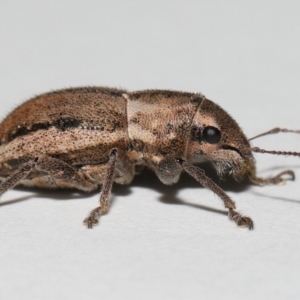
[186,99,255,181]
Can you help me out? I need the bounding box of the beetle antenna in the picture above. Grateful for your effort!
[251,147,300,157]
[248,127,300,141]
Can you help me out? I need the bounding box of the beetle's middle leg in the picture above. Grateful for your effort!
[83,148,135,228]
[83,149,117,228]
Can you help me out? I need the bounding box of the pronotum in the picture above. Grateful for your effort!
[0,87,298,229]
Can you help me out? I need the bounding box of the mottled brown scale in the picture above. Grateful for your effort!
[0,87,130,176]
[0,86,298,230]
[125,90,203,184]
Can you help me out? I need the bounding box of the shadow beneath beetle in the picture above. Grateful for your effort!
[252,191,300,204]
[113,162,249,216]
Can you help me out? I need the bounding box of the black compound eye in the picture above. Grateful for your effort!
[203,126,221,144]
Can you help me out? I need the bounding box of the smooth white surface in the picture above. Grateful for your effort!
[0,2,300,300]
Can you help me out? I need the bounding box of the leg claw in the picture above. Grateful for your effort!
[83,214,99,229]
[228,209,254,230]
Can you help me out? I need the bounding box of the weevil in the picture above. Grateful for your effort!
[0,87,299,229]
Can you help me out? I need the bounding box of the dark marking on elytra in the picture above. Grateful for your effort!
[7,118,83,142]
[53,118,82,131]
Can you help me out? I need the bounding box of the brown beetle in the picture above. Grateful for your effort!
[0,87,298,229]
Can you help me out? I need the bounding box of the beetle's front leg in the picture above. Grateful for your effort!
[83,149,124,229]
[176,158,254,230]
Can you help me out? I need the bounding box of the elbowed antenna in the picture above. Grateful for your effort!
[247,127,300,184]
[248,127,300,141]
[251,147,300,157]
[246,126,300,156]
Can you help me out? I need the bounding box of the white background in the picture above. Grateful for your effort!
[0,1,300,300]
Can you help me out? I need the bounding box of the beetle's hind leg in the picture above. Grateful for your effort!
[34,156,98,191]
[0,158,39,196]
[0,156,98,197]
